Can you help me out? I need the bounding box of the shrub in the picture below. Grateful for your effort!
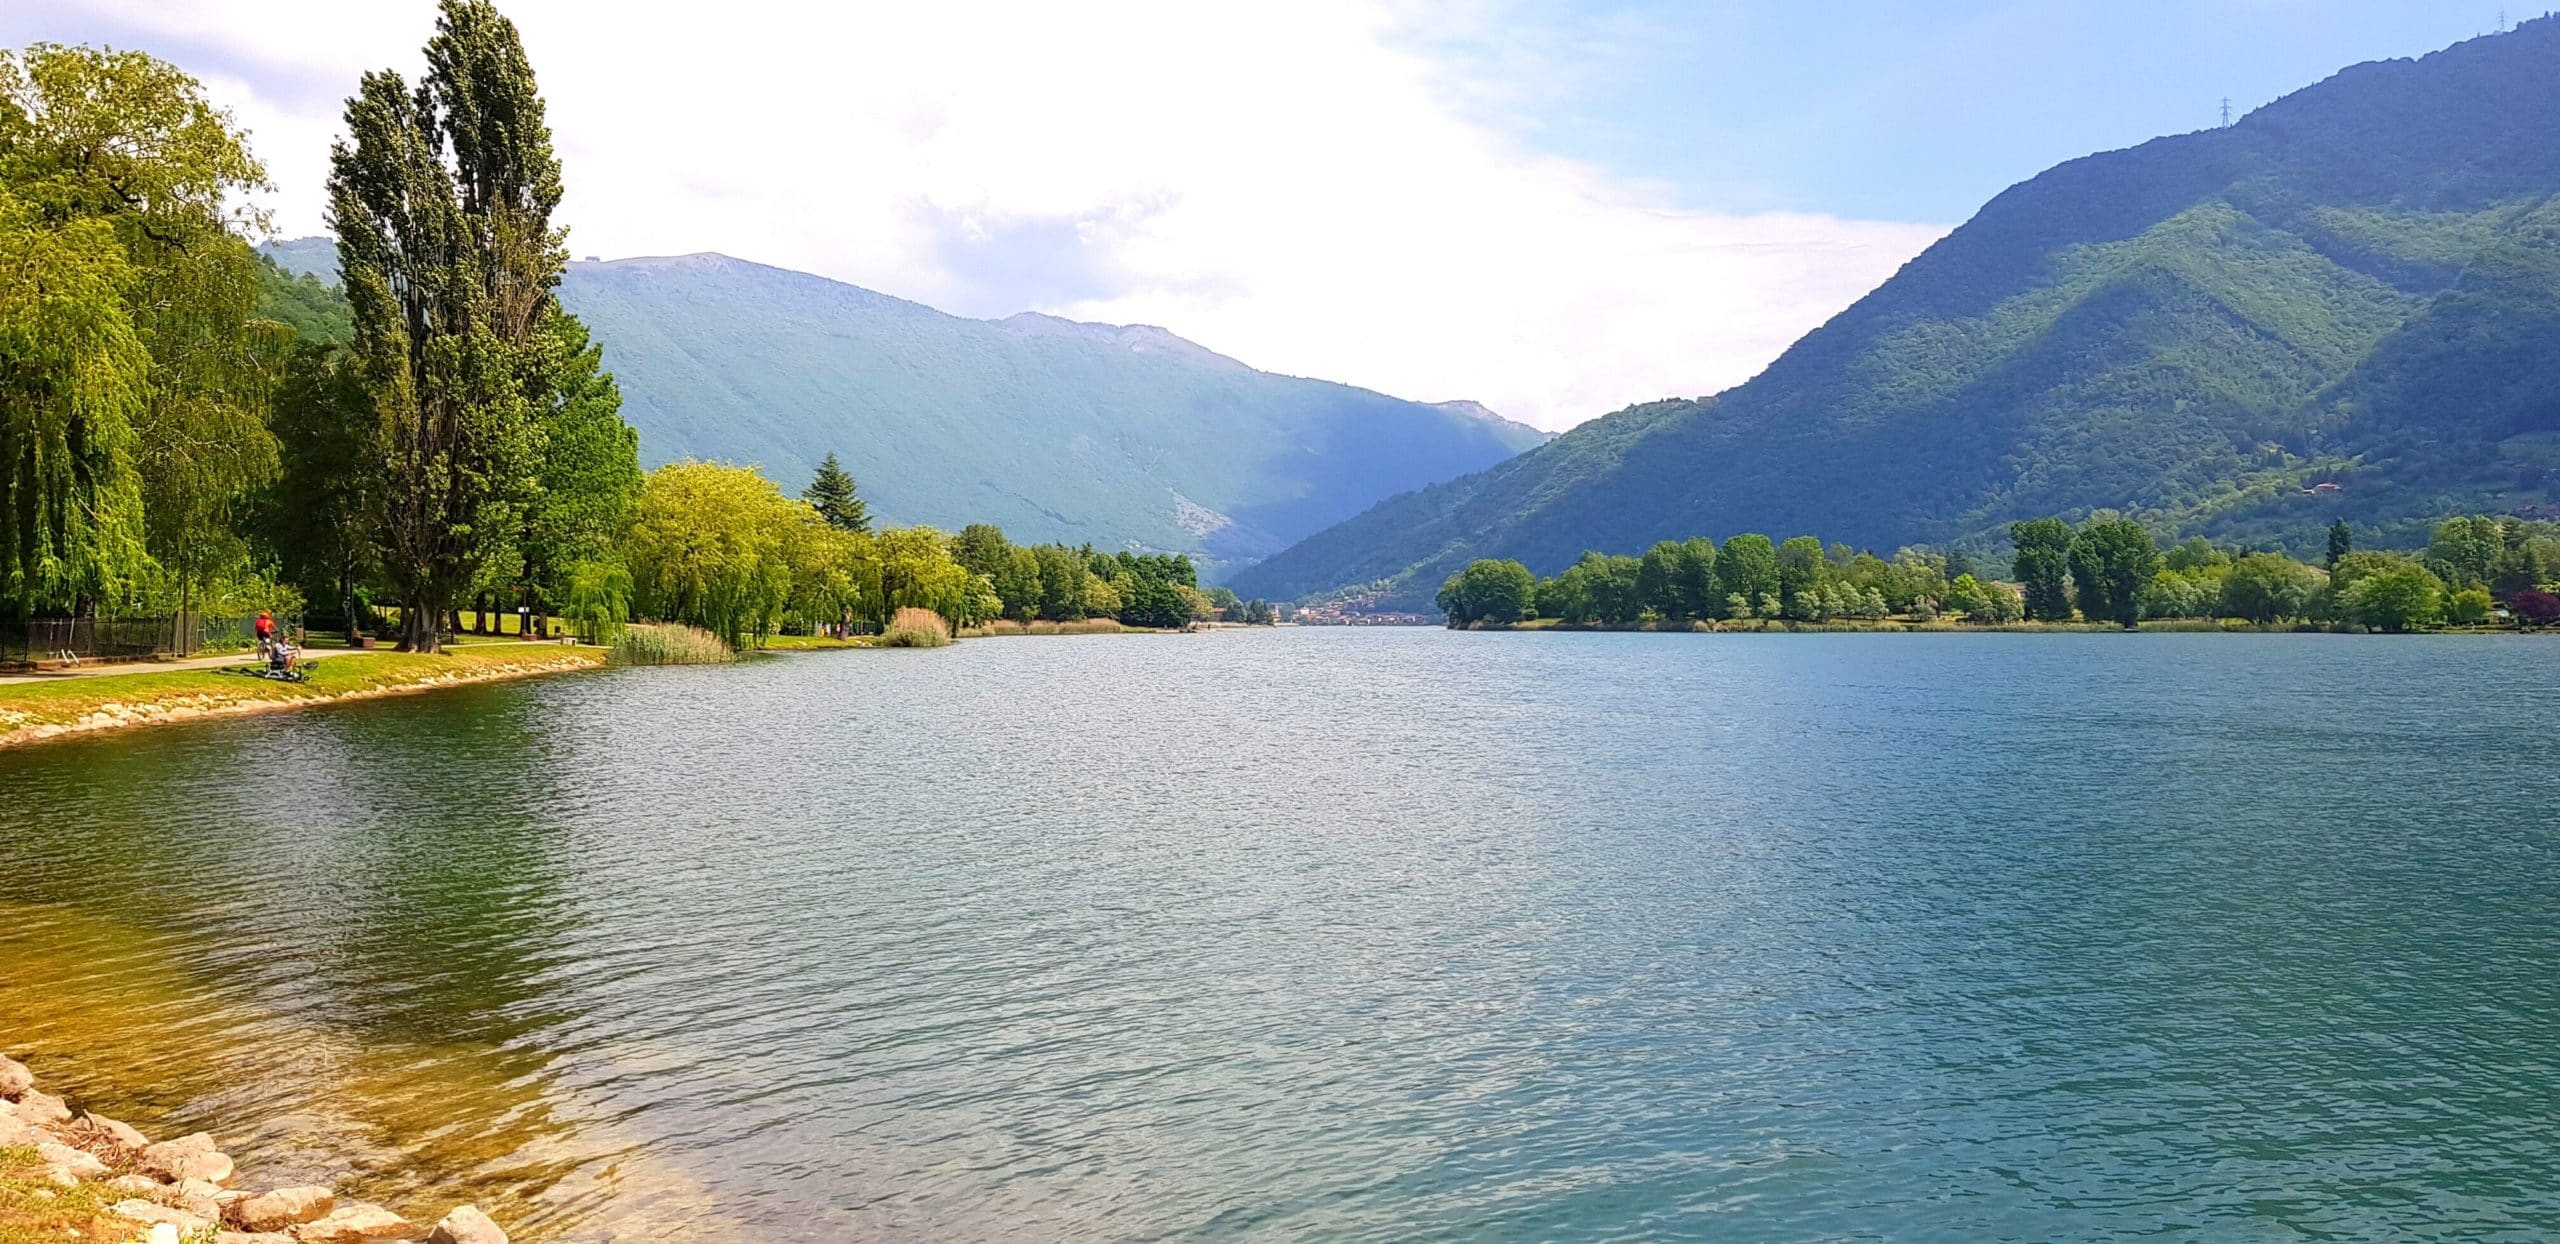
[880,606,953,648]
[609,622,735,665]
[2448,587,2494,626]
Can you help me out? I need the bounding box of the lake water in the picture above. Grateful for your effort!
[4,629,2558,1241]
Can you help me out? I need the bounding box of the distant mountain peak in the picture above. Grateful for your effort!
[1431,400,1554,443]
[998,312,1251,372]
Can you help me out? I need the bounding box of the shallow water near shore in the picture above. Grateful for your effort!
[5,629,2559,1241]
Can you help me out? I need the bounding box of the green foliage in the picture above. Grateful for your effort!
[2068,517,2160,628]
[1437,558,1536,627]
[1715,534,1780,610]
[562,559,630,644]
[329,0,566,650]
[2426,515,2503,588]
[1,42,277,616]
[2326,519,2353,569]
[2342,562,2447,632]
[264,342,375,623]
[1231,22,2560,608]
[2010,518,2075,621]
[625,461,802,647]
[1111,551,1203,629]
[1776,535,1825,621]
[2218,554,2327,623]
[521,310,640,614]
[2448,586,2495,625]
[255,256,352,343]
[0,186,152,611]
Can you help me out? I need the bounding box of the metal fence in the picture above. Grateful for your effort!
[1,613,301,666]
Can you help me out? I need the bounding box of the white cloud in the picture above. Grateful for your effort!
[14,0,1945,430]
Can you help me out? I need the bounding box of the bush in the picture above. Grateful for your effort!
[2448,587,2494,626]
[879,606,953,648]
[609,622,735,665]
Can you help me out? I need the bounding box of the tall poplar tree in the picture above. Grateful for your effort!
[327,0,564,651]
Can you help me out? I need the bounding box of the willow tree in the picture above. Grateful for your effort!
[328,0,565,651]
[1,45,279,621]
[0,191,152,613]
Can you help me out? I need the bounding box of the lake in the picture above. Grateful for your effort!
[4,629,2557,1241]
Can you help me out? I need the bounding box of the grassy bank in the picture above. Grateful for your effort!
[958,617,1132,638]
[0,642,608,750]
[760,633,875,651]
[0,1147,129,1244]
[1460,617,2534,634]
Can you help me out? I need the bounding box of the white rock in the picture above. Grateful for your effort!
[83,1110,150,1149]
[14,1088,71,1125]
[229,1185,336,1232]
[113,1199,215,1234]
[35,1139,107,1180]
[138,1132,235,1185]
[426,1204,507,1244]
[288,1201,415,1241]
[149,1223,182,1244]
[0,1054,31,1099]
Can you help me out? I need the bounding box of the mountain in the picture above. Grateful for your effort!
[1232,18,2560,608]
[255,244,1546,577]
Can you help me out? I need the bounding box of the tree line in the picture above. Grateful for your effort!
[1440,514,2560,632]
[4,8,1269,656]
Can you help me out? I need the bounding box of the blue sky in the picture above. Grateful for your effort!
[1420,1,2514,222]
[5,1,2520,427]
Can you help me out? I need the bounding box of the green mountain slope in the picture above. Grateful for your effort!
[1233,17,2560,608]
[254,243,1544,576]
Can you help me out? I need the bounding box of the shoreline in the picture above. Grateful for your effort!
[1447,618,2540,635]
[0,644,609,752]
[0,1052,509,1242]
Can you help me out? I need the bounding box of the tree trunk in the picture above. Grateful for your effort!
[400,597,441,653]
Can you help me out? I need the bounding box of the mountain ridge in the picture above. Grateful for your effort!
[258,240,1547,577]
[1231,17,2560,607]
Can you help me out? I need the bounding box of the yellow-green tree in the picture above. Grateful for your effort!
[1,44,278,617]
[625,461,801,647]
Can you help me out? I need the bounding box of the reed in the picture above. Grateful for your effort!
[609,622,736,665]
[879,607,953,648]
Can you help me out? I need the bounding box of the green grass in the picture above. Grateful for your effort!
[0,643,608,747]
[0,1145,136,1244]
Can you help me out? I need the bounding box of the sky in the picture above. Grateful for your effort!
[1,2,2518,430]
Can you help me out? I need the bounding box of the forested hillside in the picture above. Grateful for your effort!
[260,242,1546,578]
[1233,17,2560,607]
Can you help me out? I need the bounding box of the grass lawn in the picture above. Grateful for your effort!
[0,1146,133,1244]
[0,642,607,747]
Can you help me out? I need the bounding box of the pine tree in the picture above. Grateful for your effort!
[2327,519,2353,570]
[802,452,869,533]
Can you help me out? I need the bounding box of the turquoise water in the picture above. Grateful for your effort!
[4,630,2558,1241]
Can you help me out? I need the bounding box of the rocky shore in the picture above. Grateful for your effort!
[0,1053,506,1243]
